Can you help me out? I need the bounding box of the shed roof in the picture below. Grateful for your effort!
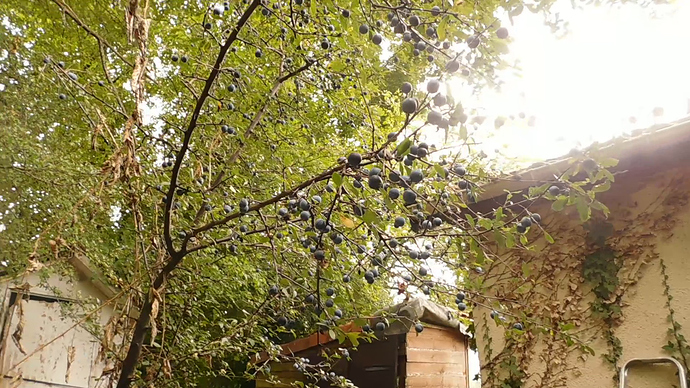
[258,298,469,362]
[0,254,135,318]
[469,116,690,208]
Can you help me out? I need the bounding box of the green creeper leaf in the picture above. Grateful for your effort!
[561,323,576,331]
[662,344,674,352]
[544,231,555,244]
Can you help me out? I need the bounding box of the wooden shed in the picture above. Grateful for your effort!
[257,298,470,388]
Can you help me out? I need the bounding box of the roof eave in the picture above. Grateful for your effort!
[474,117,690,205]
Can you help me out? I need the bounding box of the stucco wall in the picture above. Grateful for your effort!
[473,166,690,388]
[0,270,117,388]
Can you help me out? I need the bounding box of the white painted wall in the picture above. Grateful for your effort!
[0,271,116,388]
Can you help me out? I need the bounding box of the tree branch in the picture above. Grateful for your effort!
[163,0,261,258]
[115,2,262,387]
[51,0,134,68]
[226,56,322,164]
[184,162,345,251]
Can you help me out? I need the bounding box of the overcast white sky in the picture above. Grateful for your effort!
[444,0,690,166]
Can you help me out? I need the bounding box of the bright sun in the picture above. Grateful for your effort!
[444,0,690,167]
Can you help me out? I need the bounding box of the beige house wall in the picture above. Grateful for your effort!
[473,165,690,388]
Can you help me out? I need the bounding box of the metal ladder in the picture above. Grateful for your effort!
[619,357,687,388]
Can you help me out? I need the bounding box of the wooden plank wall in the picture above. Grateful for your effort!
[347,335,398,388]
[256,335,402,388]
[405,326,469,388]
[256,361,303,388]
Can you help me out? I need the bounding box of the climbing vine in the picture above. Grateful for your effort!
[474,168,690,388]
[660,257,690,384]
[581,231,623,370]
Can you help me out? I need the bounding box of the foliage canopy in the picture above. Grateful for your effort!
[0,0,624,387]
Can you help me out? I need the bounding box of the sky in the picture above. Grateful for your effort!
[445,0,690,166]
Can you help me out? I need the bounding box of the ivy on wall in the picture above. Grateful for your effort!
[581,224,623,370]
[660,257,690,385]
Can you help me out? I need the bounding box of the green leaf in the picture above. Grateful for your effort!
[478,218,493,230]
[494,230,506,248]
[599,157,619,168]
[329,59,346,72]
[575,197,591,222]
[346,332,360,347]
[332,172,343,187]
[602,169,615,182]
[362,209,378,224]
[590,200,610,217]
[342,179,356,196]
[544,231,555,244]
[561,323,575,331]
[459,125,468,140]
[592,181,611,193]
[396,138,411,155]
[495,206,504,221]
[519,234,528,245]
[433,163,446,178]
[505,231,516,248]
[465,214,475,228]
[528,183,550,198]
[551,197,567,211]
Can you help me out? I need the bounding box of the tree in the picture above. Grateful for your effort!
[0,0,621,387]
